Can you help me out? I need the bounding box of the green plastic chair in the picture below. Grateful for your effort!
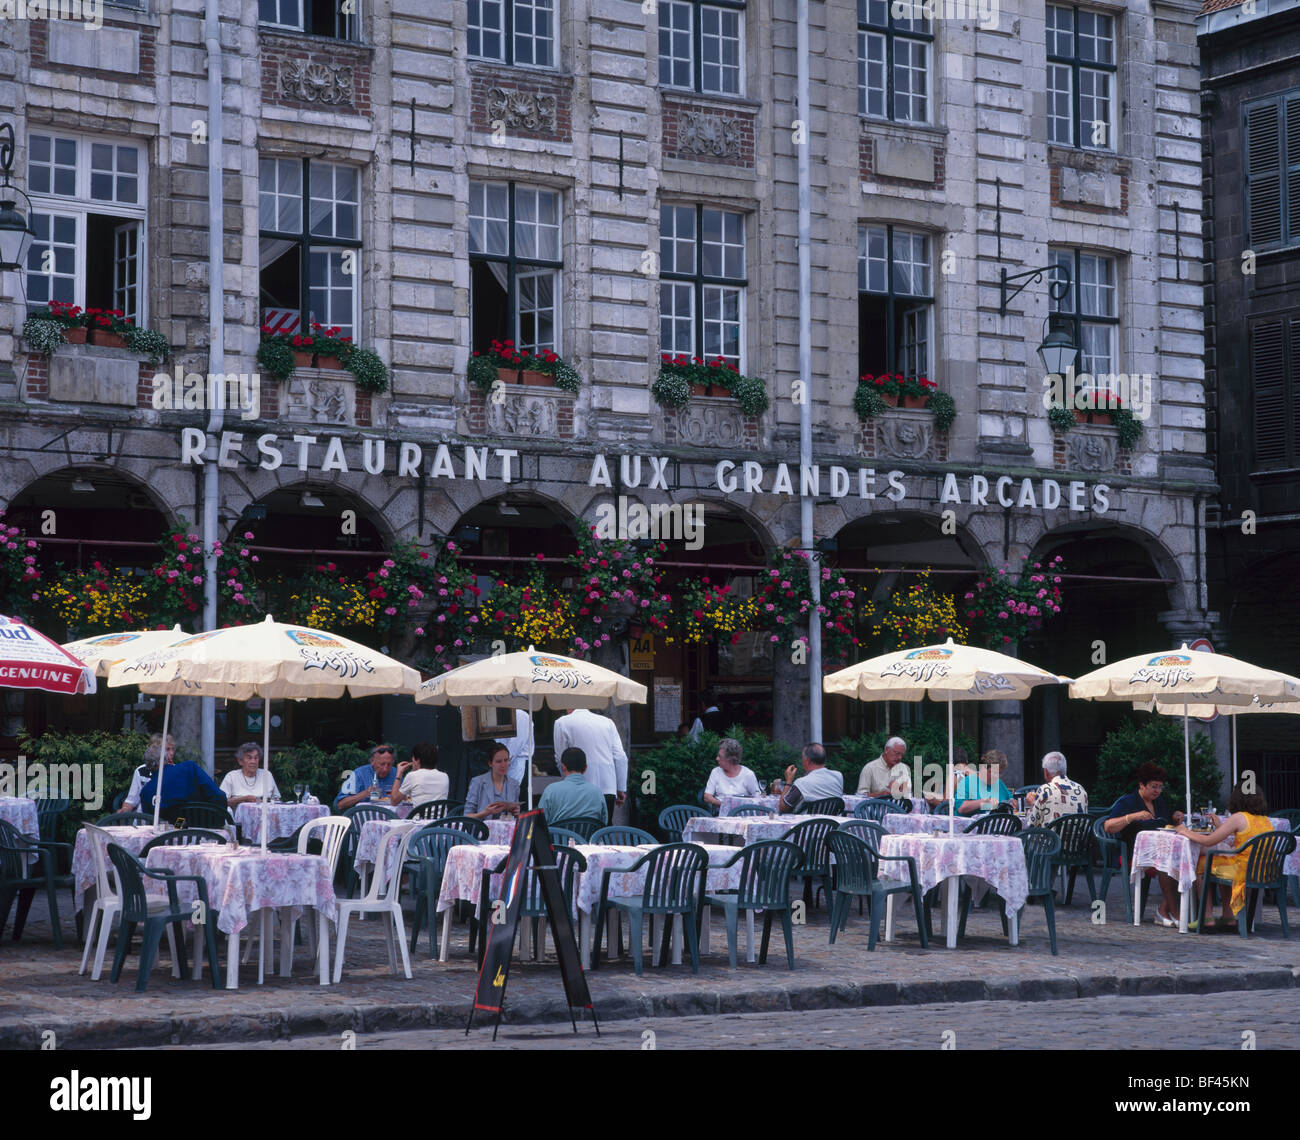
[730,805,771,817]
[703,840,804,968]
[837,819,885,849]
[592,842,708,975]
[959,827,1062,953]
[883,797,913,815]
[0,819,74,950]
[435,817,490,841]
[1196,830,1295,939]
[964,813,1022,835]
[826,830,928,950]
[34,799,70,852]
[106,842,221,991]
[407,826,481,957]
[853,800,891,823]
[175,801,235,831]
[800,796,845,816]
[140,828,227,855]
[1046,812,1098,904]
[546,826,585,847]
[341,804,398,894]
[549,816,604,842]
[476,844,587,966]
[1090,814,1139,923]
[406,799,463,821]
[591,825,657,846]
[657,804,709,843]
[95,812,154,827]
[784,817,837,908]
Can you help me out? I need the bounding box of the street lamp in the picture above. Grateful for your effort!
[0,123,33,273]
[1037,316,1079,376]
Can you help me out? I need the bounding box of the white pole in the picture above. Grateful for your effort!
[1182,705,1192,820]
[260,696,271,853]
[948,697,955,836]
[153,693,172,828]
[527,695,535,810]
[1230,713,1237,788]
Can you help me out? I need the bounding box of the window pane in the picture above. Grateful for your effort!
[1079,254,1116,317]
[469,0,505,61]
[114,224,140,322]
[859,32,885,117]
[660,281,694,356]
[702,284,741,366]
[259,0,302,27]
[308,248,356,338]
[1079,69,1112,149]
[516,268,557,353]
[660,205,696,275]
[28,134,77,199]
[700,6,741,95]
[701,209,743,280]
[26,211,78,307]
[860,0,888,27]
[514,0,554,67]
[309,163,359,239]
[659,1,693,88]
[89,142,141,205]
[1077,10,1114,66]
[259,158,303,233]
[1046,4,1073,58]
[1047,64,1073,146]
[1048,250,1075,314]
[893,39,928,123]
[514,187,560,262]
[1081,323,1114,375]
[859,226,888,293]
[891,230,931,296]
[469,181,510,256]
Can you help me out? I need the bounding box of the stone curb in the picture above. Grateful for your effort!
[2,966,1295,1049]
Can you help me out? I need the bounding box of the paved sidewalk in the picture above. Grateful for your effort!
[2,880,1296,1049]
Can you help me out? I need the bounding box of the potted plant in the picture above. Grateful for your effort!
[855,374,954,430]
[20,313,66,357]
[346,346,389,393]
[85,308,132,349]
[468,340,582,393]
[309,323,350,370]
[40,300,88,344]
[257,327,298,382]
[653,354,769,413]
[123,325,171,366]
[1047,405,1076,434]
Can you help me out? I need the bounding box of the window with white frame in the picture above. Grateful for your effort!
[658,0,744,96]
[470,181,562,355]
[259,0,360,39]
[258,158,361,339]
[660,205,746,369]
[858,225,933,378]
[25,133,147,321]
[1046,5,1116,151]
[1049,248,1118,385]
[468,0,555,66]
[857,0,931,124]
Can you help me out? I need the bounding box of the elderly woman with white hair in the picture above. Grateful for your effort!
[1024,750,1089,828]
[857,735,912,799]
[702,737,763,807]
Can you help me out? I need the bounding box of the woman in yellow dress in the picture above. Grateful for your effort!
[1176,783,1275,930]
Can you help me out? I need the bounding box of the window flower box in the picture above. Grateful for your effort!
[89,330,128,350]
[854,374,955,431]
[257,322,390,393]
[519,369,557,387]
[654,355,770,416]
[468,340,582,393]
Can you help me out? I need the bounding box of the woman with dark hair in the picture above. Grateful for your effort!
[392,741,450,808]
[464,742,521,820]
[1104,762,1186,926]
[1177,781,1275,930]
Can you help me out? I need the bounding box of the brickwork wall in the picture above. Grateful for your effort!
[259,31,372,117]
[662,97,756,168]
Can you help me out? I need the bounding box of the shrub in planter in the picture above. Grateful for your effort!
[730,372,770,416]
[1109,404,1143,449]
[469,339,581,393]
[1047,404,1076,434]
[928,390,956,431]
[21,316,65,356]
[257,332,297,382]
[123,325,171,365]
[654,354,769,413]
[346,346,389,393]
[309,323,352,369]
[853,380,888,419]
[651,367,691,409]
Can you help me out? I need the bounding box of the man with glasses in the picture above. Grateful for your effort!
[335,743,401,811]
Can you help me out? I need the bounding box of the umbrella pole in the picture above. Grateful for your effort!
[154,694,172,828]
[948,697,954,836]
[1231,715,1237,788]
[527,695,535,810]
[261,697,271,854]
[1183,705,1192,821]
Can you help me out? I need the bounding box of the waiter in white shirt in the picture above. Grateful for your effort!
[503,708,535,794]
[553,706,628,823]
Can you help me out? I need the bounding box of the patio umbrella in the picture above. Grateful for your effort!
[0,614,96,695]
[824,638,1067,834]
[1133,694,1300,789]
[414,647,647,808]
[106,616,422,847]
[1071,645,1300,819]
[64,626,186,824]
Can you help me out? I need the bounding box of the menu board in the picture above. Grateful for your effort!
[653,680,682,734]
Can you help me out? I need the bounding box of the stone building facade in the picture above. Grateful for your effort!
[0,0,1213,783]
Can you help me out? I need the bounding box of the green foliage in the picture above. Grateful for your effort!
[346,346,389,393]
[651,367,691,408]
[853,380,887,419]
[1110,405,1144,449]
[468,354,498,392]
[1047,404,1076,433]
[630,726,799,820]
[730,373,770,416]
[268,740,373,803]
[124,325,171,365]
[549,358,582,392]
[836,720,978,795]
[929,390,956,431]
[21,317,65,356]
[1094,716,1220,812]
[256,335,297,382]
[16,730,169,830]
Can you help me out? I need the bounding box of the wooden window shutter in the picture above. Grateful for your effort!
[1247,99,1283,248]
[1253,318,1287,466]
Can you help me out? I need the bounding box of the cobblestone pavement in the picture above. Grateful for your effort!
[189,990,1300,1050]
[2,876,1297,1048]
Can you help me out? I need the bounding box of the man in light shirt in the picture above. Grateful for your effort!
[1024,751,1089,828]
[553,706,628,823]
[771,742,843,813]
[503,708,534,788]
[391,741,451,809]
[857,736,913,799]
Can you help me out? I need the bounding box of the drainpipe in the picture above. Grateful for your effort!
[201,0,225,774]
[796,0,822,740]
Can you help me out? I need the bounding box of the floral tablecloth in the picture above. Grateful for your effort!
[878,812,968,836]
[234,803,328,845]
[0,796,39,842]
[355,819,421,879]
[681,814,845,844]
[716,793,928,817]
[486,819,516,845]
[877,833,1028,913]
[72,823,173,913]
[145,845,337,937]
[436,842,745,918]
[1129,825,1294,894]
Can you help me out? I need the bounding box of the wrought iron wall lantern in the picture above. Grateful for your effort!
[0,123,34,273]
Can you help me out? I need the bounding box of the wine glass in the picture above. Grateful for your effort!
[294,783,305,803]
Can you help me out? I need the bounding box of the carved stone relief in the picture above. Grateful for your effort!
[280,59,355,106]
[876,412,937,460]
[678,110,742,159]
[487,392,559,437]
[283,375,353,425]
[1066,429,1119,473]
[673,401,745,447]
[485,87,558,133]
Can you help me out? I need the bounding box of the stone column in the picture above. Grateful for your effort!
[980,642,1024,787]
[772,638,812,750]
[592,636,631,825]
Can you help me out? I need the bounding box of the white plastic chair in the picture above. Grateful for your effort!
[288,816,352,961]
[79,825,180,982]
[332,826,413,983]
